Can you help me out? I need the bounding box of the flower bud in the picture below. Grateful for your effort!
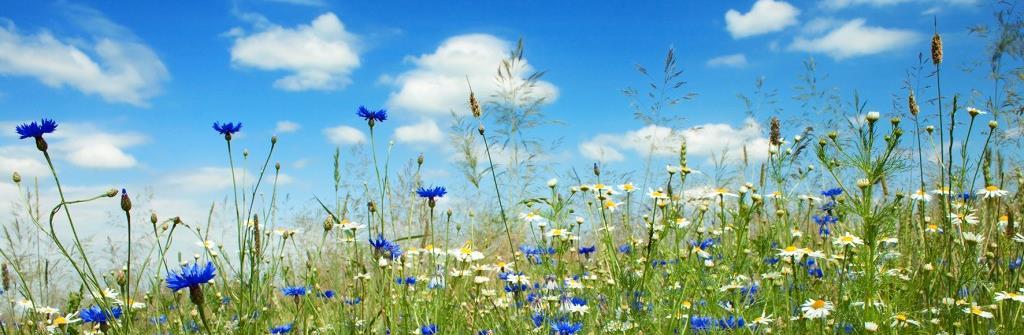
[151,212,158,225]
[866,112,880,123]
[120,189,132,212]
[271,136,278,145]
[417,153,424,166]
[11,172,20,183]
[989,120,998,129]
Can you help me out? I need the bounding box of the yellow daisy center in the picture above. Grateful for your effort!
[811,300,826,309]
[986,185,999,192]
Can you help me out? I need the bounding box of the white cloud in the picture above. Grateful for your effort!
[229,12,360,91]
[275,120,300,133]
[0,145,47,177]
[725,0,800,38]
[706,53,749,68]
[323,125,366,145]
[579,118,770,163]
[383,34,558,116]
[789,18,920,60]
[0,6,169,106]
[394,119,444,144]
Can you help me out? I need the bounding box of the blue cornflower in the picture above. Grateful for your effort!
[417,186,447,208]
[808,266,824,278]
[618,244,633,254]
[477,330,493,335]
[79,305,121,324]
[15,119,58,139]
[166,261,216,292]
[420,324,438,335]
[281,286,308,297]
[416,186,447,200]
[212,121,242,139]
[690,316,713,332]
[369,234,403,259]
[718,315,746,329]
[270,323,293,334]
[357,106,387,126]
[530,312,544,327]
[395,276,416,286]
[320,290,335,299]
[821,187,842,198]
[344,297,362,305]
[1011,257,1022,271]
[551,321,582,335]
[578,245,596,258]
[16,119,58,151]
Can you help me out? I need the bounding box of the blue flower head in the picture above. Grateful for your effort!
[718,315,746,329]
[166,261,216,291]
[212,122,242,140]
[690,316,713,332]
[270,323,293,334]
[281,286,308,297]
[420,324,438,335]
[320,290,336,299]
[15,119,58,139]
[357,106,387,126]
[416,186,447,200]
[551,321,583,335]
[530,312,544,327]
[79,305,121,324]
[1011,257,1022,271]
[578,245,596,258]
[821,187,843,199]
[369,234,402,259]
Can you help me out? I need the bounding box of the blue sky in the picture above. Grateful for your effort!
[0,0,1009,234]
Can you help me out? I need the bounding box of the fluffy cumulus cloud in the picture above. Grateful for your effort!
[579,118,770,163]
[394,119,444,144]
[323,125,366,145]
[789,18,920,60]
[383,33,558,116]
[229,12,360,91]
[725,0,800,38]
[0,5,169,106]
[706,53,748,68]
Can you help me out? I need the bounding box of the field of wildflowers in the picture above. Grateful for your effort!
[3,10,1024,335]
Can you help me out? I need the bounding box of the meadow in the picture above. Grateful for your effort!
[3,13,1024,335]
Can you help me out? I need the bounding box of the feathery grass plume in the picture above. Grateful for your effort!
[679,140,688,170]
[468,77,482,118]
[931,32,943,65]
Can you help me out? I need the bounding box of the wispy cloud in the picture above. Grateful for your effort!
[706,53,749,68]
[0,3,169,106]
[579,118,769,163]
[789,18,920,60]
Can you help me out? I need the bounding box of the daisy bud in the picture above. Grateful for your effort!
[856,178,870,189]
[271,135,278,145]
[925,125,934,134]
[106,189,119,197]
[547,178,558,188]
[477,124,485,135]
[989,120,998,129]
[593,163,600,176]
[151,212,158,225]
[827,131,838,140]
[417,153,424,166]
[11,172,20,183]
[968,107,981,117]
[890,117,900,125]
[275,162,280,171]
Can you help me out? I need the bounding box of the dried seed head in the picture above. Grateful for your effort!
[323,216,334,232]
[769,117,782,146]
[367,201,377,213]
[908,92,920,116]
[470,91,482,118]
[2,264,9,292]
[931,32,943,65]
